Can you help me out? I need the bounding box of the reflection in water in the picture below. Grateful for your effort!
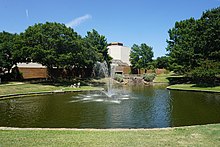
[0,85,220,128]
[170,91,220,127]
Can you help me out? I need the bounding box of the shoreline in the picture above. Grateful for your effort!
[0,123,218,131]
[167,84,220,93]
[0,88,104,100]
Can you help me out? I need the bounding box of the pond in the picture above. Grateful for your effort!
[0,85,220,128]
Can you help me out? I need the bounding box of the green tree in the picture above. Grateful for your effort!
[166,18,197,73]
[0,31,17,74]
[194,7,220,63]
[166,7,220,75]
[21,22,82,78]
[84,29,112,74]
[130,43,154,74]
[155,56,170,69]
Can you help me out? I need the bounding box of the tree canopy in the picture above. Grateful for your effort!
[130,43,154,73]
[0,22,111,79]
[167,7,220,83]
[0,31,18,74]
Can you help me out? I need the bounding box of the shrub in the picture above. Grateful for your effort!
[143,73,156,82]
[114,74,123,82]
[191,61,220,85]
[192,67,218,85]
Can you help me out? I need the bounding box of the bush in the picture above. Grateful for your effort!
[192,67,218,85]
[114,74,123,82]
[191,61,220,85]
[143,73,156,82]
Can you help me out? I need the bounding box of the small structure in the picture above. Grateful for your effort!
[16,62,48,79]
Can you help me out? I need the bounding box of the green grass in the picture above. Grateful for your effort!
[154,74,170,83]
[153,72,182,83]
[167,84,220,93]
[0,82,102,98]
[0,124,220,146]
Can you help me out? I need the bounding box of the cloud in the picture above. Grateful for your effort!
[66,14,92,28]
[26,9,29,19]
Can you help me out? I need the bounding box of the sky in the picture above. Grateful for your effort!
[0,0,219,58]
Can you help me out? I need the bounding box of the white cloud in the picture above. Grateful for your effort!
[66,14,92,28]
[26,9,29,19]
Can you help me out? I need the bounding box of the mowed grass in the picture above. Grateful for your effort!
[153,74,170,83]
[153,72,180,83]
[0,82,102,97]
[167,84,220,93]
[0,124,220,146]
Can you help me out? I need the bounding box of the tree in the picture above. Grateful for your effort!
[166,18,197,73]
[21,22,82,78]
[155,56,170,69]
[0,31,17,74]
[84,29,112,74]
[166,7,220,75]
[194,7,220,63]
[130,43,154,74]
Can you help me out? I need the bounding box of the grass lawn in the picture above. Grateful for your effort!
[0,124,220,146]
[0,82,102,98]
[153,72,183,83]
[167,84,220,93]
[153,74,170,83]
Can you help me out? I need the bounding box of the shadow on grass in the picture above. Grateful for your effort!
[167,76,192,85]
[192,84,218,88]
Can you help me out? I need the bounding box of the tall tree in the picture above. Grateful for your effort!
[166,7,220,85]
[166,18,197,73]
[0,31,17,74]
[130,43,154,73]
[84,29,112,72]
[21,22,82,78]
[166,7,220,74]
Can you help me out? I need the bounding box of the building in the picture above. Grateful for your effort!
[108,42,131,74]
[16,62,48,79]
[108,42,131,66]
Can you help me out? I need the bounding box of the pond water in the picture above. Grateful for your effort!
[0,85,220,128]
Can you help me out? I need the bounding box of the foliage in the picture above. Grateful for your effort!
[166,7,220,85]
[0,32,17,74]
[155,56,170,69]
[166,18,197,73]
[85,29,112,73]
[114,74,123,82]
[130,43,154,73]
[143,73,156,82]
[166,7,220,76]
[191,60,220,84]
[21,22,81,69]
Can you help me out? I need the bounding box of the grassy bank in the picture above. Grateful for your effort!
[0,82,102,99]
[153,74,170,83]
[167,84,220,93]
[153,72,182,83]
[0,124,220,146]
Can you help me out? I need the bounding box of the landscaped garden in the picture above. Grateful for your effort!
[0,6,220,147]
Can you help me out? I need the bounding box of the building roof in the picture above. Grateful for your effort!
[108,42,123,46]
[17,62,46,68]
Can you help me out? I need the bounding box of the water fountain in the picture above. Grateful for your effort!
[70,62,132,104]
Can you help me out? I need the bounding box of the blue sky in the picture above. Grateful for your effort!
[0,0,219,58]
